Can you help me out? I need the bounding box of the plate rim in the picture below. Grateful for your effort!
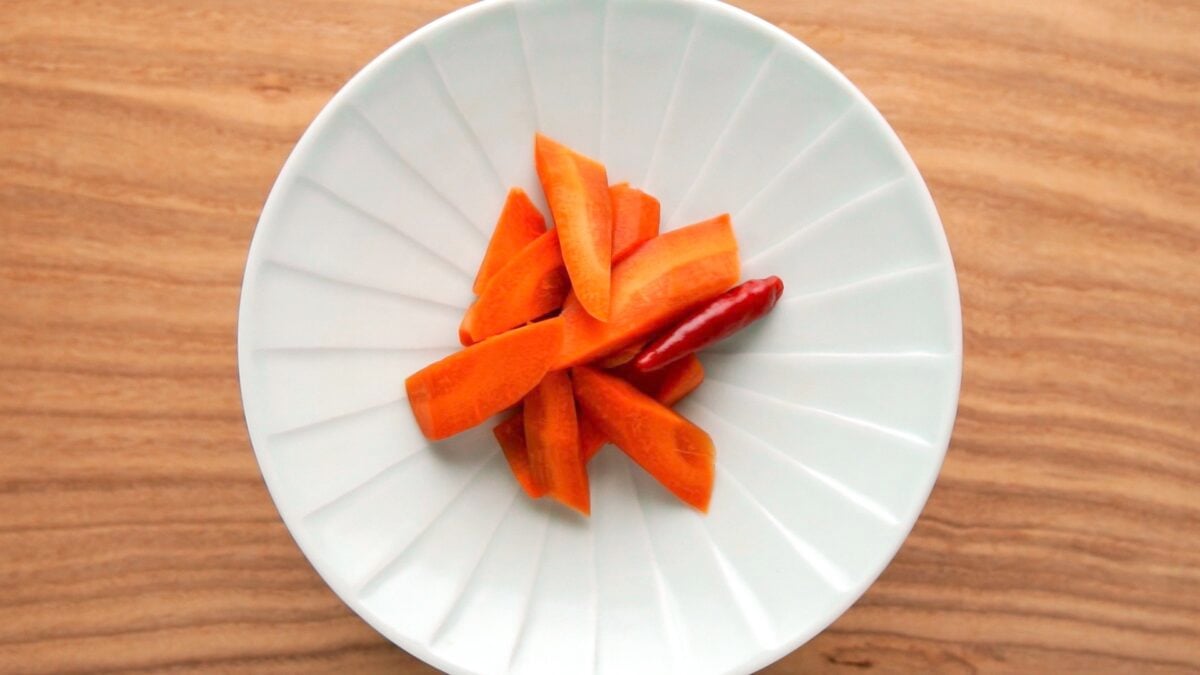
[236,0,964,673]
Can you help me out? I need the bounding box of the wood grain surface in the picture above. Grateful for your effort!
[2,0,1198,672]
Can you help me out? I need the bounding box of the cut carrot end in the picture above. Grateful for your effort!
[458,325,476,347]
[609,183,660,263]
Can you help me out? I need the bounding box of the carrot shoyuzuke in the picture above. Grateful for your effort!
[405,134,784,515]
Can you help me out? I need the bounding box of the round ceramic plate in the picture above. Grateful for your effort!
[237,0,962,673]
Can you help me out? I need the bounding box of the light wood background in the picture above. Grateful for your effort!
[2,0,1198,672]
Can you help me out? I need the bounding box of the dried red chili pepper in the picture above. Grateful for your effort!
[632,276,784,372]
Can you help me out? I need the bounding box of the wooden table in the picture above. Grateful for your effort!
[2,0,1197,672]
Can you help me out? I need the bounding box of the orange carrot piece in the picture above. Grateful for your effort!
[573,366,715,512]
[535,134,613,321]
[609,183,660,263]
[579,354,704,461]
[406,318,563,440]
[495,412,546,499]
[613,353,705,403]
[524,371,589,515]
[473,188,546,294]
[500,355,704,464]
[460,229,570,342]
[554,214,739,368]
[644,355,705,404]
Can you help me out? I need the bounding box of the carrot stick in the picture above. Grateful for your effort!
[555,214,739,368]
[572,366,715,512]
[406,318,563,440]
[535,134,613,321]
[473,188,546,294]
[524,370,589,514]
[579,354,704,461]
[460,229,569,342]
[503,355,705,466]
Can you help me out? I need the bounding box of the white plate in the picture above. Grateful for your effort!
[237,0,962,673]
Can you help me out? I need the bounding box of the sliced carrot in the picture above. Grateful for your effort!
[580,354,704,461]
[473,188,546,294]
[572,366,715,512]
[460,229,569,342]
[555,214,739,368]
[406,318,563,440]
[488,350,705,467]
[524,370,589,514]
[494,411,546,498]
[535,134,612,321]
[609,183,660,263]
[613,353,705,403]
[656,355,706,403]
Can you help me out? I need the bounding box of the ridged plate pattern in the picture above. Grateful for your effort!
[237,1,962,673]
